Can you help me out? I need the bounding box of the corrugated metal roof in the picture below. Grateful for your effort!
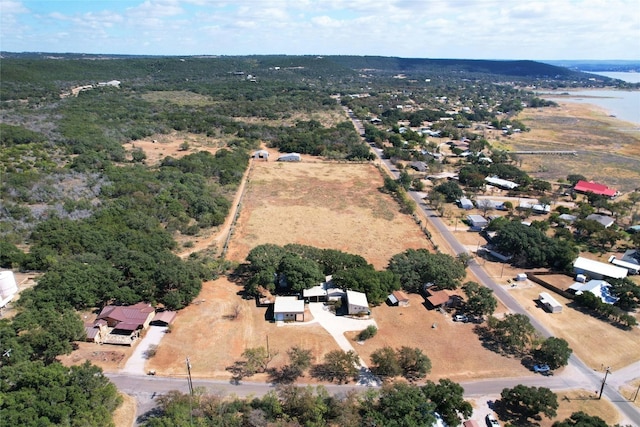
[346,290,368,308]
[574,256,627,279]
[574,180,617,197]
[274,296,304,313]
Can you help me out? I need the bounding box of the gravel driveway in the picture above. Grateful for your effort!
[306,302,380,386]
[122,325,168,375]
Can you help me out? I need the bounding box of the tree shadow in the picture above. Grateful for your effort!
[225,361,247,385]
[493,398,542,427]
[267,365,301,385]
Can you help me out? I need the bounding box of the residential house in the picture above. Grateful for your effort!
[458,197,474,210]
[622,249,640,266]
[558,214,577,223]
[425,288,452,309]
[274,296,305,321]
[586,213,615,228]
[485,176,519,190]
[94,302,156,345]
[573,256,627,280]
[346,290,369,315]
[410,161,428,172]
[569,279,619,304]
[467,214,489,230]
[387,290,410,307]
[574,180,618,198]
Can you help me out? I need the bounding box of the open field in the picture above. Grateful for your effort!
[351,292,529,382]
[124,131,227,166]
[491,102,640,192]
[226,160,435,269]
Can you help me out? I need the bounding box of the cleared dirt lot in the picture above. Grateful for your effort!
[226,160,435,269]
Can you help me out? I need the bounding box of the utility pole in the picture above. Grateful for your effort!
[598,366,611,400]
[633,382,640,402]
[186,356,194,396]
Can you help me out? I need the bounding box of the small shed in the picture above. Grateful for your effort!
[458,197,474,210]
[515,273,527,281]
[467,214,488,230]
[346,290,369,315]
[539,292,562,313]
[277,153,301,162]
[274,296,305,322]
[387,290,410,307]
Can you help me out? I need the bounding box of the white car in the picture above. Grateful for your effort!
[486,414,500,427]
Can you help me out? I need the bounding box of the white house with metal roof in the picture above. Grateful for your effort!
[346,290,369,315]
[485,176,519,190]
[573,256,627,280]
[274,296,305,321]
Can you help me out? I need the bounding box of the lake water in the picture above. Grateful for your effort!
[588,71,640,84]
[537,88,640,126]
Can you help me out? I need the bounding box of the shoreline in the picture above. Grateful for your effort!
[538,90,640,128]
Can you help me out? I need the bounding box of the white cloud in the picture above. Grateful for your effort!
[0,0,637,59]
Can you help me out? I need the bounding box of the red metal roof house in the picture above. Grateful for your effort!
[96,302,155,331]
[574,180,617,198]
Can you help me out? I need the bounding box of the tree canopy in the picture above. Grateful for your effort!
[387,249,467,292]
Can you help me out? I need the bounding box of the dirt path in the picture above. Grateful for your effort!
[177,152,260,259]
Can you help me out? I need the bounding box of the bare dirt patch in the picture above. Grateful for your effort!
[58,343,132,372]
[124,131,227,166]
[226,161,434,268]
[351,292,529,382]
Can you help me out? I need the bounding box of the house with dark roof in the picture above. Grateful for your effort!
[574,180,617,198]
[94,302,156,345]
[425,289,452,309]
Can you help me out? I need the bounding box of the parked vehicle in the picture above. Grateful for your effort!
[454,314,469,322]
[485,413,500,427]
[533,364,551,375]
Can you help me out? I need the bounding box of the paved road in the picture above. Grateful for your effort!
[360,122,640,425]
[112,110,640,425]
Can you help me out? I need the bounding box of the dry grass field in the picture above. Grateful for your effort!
[492,272,640,371]
[490,102,640,192]
[226,160,435,269]
[147,277,341,380]
[140,158,531,382]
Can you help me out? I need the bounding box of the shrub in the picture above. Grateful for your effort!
[357,325,378,341]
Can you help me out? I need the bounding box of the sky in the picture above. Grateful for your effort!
[1,0,639,60]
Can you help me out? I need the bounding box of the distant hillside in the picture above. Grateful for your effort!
[326,56,586,78]
[1,52,599,80]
